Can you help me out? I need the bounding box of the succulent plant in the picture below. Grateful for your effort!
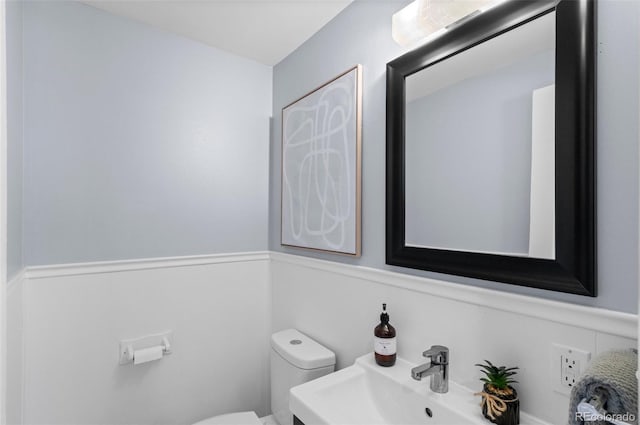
[475,360,519,390]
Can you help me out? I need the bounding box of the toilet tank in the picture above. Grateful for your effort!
[270,329,335,425]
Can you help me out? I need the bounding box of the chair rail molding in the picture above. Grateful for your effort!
[23,251,270,280]
[269,252,636,339]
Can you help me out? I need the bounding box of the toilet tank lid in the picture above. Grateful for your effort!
[271,329,336,370]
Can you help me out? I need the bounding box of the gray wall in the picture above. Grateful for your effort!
[6,2,25,423]
[22,1,272,266]
[270,0,640,313]
[6,0,23,280]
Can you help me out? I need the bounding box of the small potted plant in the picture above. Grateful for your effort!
[475,360,520,425]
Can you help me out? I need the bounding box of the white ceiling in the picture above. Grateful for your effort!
[81,0,353,66]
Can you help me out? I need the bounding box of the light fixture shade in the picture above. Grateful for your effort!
[418,0,499,34]
[392,1,430,46]
[392,0,504,47]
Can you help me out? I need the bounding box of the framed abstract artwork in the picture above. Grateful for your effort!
[281,65,362,256]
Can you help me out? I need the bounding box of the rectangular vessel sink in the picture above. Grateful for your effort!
[290,354,551,425]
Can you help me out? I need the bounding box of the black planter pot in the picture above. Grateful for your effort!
[481,384,520,425]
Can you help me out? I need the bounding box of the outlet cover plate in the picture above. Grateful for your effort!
[552,343,591,395]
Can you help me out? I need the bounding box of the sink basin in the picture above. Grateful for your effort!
[290,354,550,425]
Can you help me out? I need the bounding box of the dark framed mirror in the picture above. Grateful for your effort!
[386,0,596,296]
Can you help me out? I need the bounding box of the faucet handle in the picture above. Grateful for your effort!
[422,345,449,364]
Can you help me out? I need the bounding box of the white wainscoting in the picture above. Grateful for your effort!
[7,271,25,425]
[19,252,271,425]
[8,251,637,425]
[270,252,637,425]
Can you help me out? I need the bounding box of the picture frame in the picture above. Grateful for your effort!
[281,65,362,256]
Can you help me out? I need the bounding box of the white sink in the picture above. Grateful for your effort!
[290,354,551,425]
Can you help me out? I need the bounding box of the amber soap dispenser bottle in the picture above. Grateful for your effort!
[374,303,396,366]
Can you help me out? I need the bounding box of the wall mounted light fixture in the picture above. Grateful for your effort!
[392,0,507,46]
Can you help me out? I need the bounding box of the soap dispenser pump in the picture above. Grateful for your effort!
[374,303,396,366]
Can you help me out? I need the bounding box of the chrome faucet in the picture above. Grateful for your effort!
[411,345,449,393]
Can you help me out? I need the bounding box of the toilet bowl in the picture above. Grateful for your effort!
[193,329,336,425]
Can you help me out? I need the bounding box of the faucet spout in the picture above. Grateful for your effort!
[410,345,449,393]
[411,362,443,380]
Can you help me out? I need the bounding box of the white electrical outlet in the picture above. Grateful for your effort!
[552,344,591,395]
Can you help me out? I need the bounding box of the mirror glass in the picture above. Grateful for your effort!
[404,12,556,258]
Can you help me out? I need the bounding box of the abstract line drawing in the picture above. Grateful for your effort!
[281,65,362,256]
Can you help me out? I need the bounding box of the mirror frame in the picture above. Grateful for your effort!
[386,0,596,296]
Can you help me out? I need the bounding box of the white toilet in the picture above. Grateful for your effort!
[193,329,336,425]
